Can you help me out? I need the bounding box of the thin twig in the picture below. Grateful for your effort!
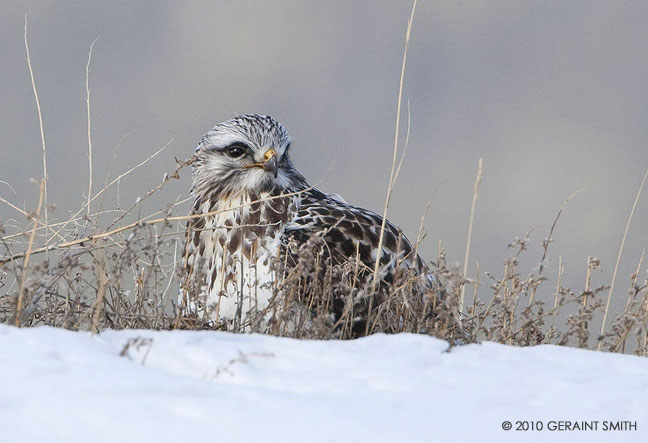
[99,133,129,215]
[0,181,17,194]
[15,180,45,326]
[107,147,184,229]
[392,100,412,187]
[86,37,99,217]
[547,255,564,342]
[24,15,49,254]
[48,140,172,242]
[0,195,65,242]
[0,209,125,241]
[371,0,418,289]
[459,157,483,313]
[598,166,648,350]
[528,189,582,307]
[90,253,108,334]
[1,184,318,264]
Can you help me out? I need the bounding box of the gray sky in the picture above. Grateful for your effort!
[2,1,648,321]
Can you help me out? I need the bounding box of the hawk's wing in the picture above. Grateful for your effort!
[281,189,429,285]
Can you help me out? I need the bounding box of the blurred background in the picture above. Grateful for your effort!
[1,1,647,320]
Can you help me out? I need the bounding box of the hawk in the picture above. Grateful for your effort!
[182,114,438,332]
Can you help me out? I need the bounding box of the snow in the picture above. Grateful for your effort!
[1,325,647,443]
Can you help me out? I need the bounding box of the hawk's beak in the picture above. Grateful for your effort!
[262,148,278,178]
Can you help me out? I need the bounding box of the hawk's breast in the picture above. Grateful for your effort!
[184,192,297,325]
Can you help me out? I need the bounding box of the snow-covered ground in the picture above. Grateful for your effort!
[1,325,646,443]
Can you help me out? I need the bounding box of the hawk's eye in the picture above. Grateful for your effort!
[227,146,245,158]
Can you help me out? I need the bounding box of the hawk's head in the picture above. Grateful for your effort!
[192,114,306,199]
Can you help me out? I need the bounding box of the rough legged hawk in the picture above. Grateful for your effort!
[182,114,437,331]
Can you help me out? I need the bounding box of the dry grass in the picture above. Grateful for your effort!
[598,166,648,350]
[459,157,483,314]
[3,9,648,357]
[23,15,49,251]
[1,160,648,356]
